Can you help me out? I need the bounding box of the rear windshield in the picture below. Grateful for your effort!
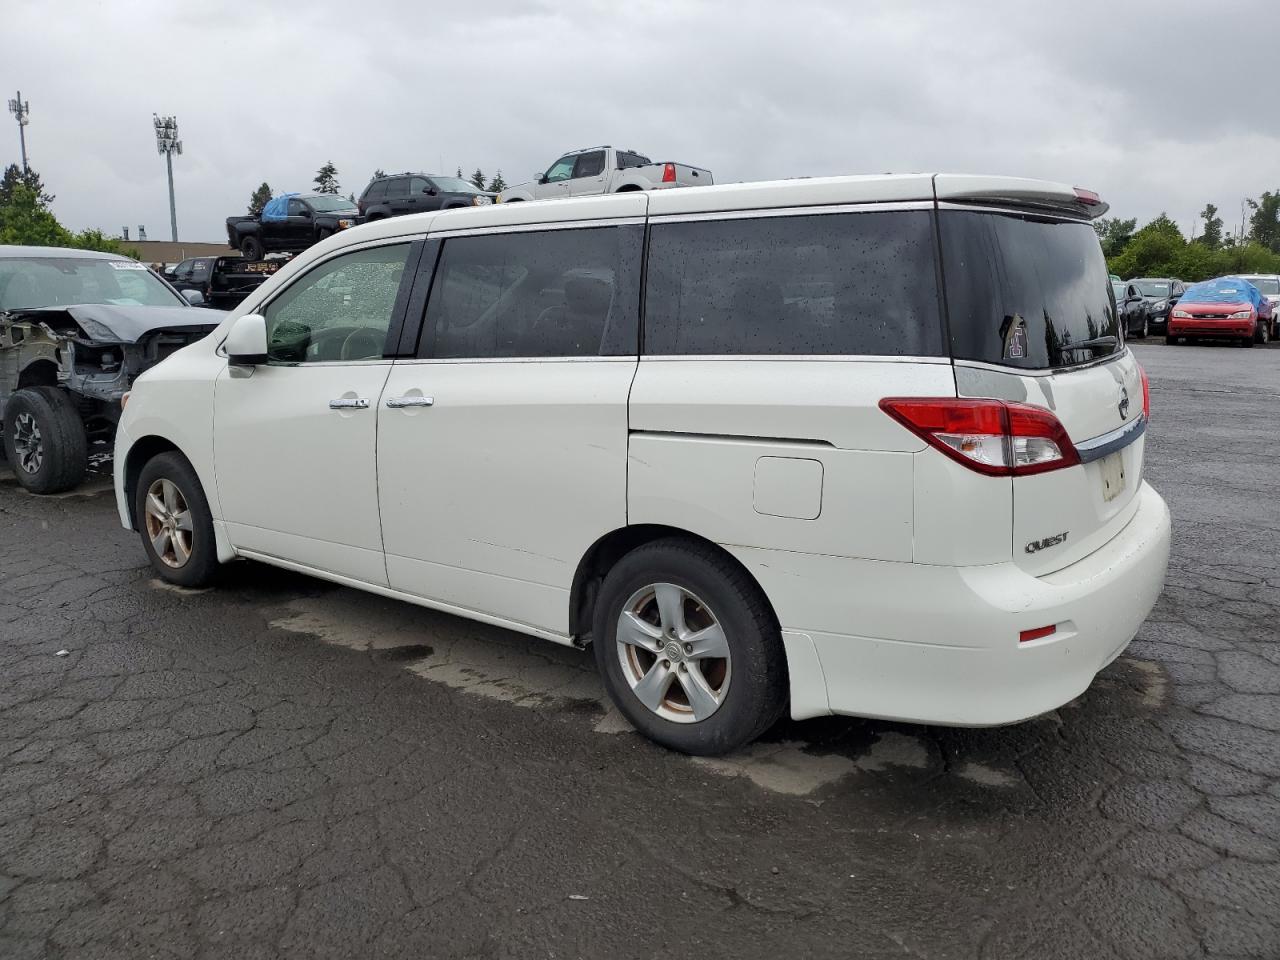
[941,211,1118,369]
[1244,277,1278,295]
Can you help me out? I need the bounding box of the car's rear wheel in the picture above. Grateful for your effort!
[1,387,88,494]
[592,538,788,756]
[240,236,264,261]
[134,452,219,587]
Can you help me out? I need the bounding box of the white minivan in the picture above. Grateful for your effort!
[114,174,1172,755]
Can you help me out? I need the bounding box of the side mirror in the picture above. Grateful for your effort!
[298,209,312,218]
[181,289,205,306]
[1168,296,1180,305]
[537,174,548,184]
[423,186,437,196]
[226,313,268,366]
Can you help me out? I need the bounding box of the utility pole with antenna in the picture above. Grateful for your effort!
[7,91,30,173]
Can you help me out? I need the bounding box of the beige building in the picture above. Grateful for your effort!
[120,239,234,266]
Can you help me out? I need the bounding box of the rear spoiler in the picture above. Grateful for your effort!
[933,174,1110,220]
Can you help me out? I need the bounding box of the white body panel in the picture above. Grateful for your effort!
[114,171,1171,736]
[214,362,393,584]
[376,358,635,634]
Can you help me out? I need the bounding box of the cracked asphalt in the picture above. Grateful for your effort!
[2,340,1279,959]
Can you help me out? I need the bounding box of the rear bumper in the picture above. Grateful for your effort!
[1168,318,1252,337]
[732,482,1171,726]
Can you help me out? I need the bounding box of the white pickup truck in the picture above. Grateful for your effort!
[498,146,712,203]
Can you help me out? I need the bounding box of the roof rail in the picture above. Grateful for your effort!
[568,145,611,155]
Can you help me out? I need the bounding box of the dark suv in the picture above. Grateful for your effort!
[357,173,495,221]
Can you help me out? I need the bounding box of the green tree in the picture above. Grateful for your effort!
[0,182,132,256]
[247,182,273,217]
[313,162,340,194]
[372,168,386,180]
[456,166,463,178]
[0,163,54,208]
[486,170,507,193]
[1093,216,1137,258]
[1107,211,1280,282]
[470,168,486,190]
[1247,191,1280,252]
[1198,203,1223,250]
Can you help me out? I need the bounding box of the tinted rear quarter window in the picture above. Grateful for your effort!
[364,180,387,201]
[941,211,1118,369]
[643,211,943,356]
[421,225,641,359]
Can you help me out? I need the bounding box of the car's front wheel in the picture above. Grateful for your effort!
[134,452,219,587]
[1134,314,1149,339]
[1,387,88,494]
[592,539,788,756]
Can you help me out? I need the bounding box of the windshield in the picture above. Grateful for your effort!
[1135,281,1170,298]
[430,176,482,194]
[0,256,184,310]
[307,195,358,213]
[1243,277,1279,294]
[941,211,1119,369]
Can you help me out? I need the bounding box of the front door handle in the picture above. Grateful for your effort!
[385,395,434,408]
[329,397,370,410]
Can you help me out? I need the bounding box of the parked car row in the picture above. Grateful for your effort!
[227,146,714,261]
[1112,273,1278,346]
[108,173,1171,757]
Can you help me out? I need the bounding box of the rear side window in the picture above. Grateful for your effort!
[941,211,1118,369]
[364,180,387,201]
[420,225,641,359]
[191,260,210,278]
[385,178,409,200]
[617,151,650,170]
[643,211,943,356]
[573,152,606,178]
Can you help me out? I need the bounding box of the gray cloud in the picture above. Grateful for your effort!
[6,0,1277,243]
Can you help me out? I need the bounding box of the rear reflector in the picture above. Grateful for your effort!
[1138,365,1151,418]
[1073,187,1102,206]
[879,398,1081,477]
[1019,625,1057,643]
[662,162,676,183]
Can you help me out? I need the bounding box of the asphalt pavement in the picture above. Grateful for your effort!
[2,339,1278,959]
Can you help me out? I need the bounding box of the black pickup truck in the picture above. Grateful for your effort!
[225,193,361,260]
[165,256,284,310]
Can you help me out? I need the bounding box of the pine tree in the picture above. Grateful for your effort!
[247,182,273,217]
[373,169,386,180]
[486,170,507,193]
[0,164,54,208]
[313,162,340,194]
[456,166,463,179]
[470,168,486,190]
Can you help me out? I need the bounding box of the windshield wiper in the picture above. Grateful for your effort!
[1065,336,1118,352]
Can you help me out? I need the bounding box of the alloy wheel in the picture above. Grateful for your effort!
[615,583,732,723]
[143,478,195,568]
[12,412,43,475]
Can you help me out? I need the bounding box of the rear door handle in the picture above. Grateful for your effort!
[385,395,434,408]
[329,398,370,410]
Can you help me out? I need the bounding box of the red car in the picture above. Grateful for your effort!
[1167,277,1272,347]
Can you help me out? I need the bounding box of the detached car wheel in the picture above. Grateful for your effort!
[135,452,219,587]
[1,387,88,494]
[592,538,788,756]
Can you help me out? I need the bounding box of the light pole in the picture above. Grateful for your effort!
[153,114,182,242]
[7,91,29,173]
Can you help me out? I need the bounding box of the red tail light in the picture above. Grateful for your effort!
[879,398,1081,477]
[1138,365,1150,418]
[662,162,676,183]
[1073,186,1101,206]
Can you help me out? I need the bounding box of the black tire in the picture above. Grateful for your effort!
[134,452,219,588]
[591,538,788,756]
[1255,321,1269,346]
[1133,314,1149,339]
[239,235,264,261]
[1,386,88,494]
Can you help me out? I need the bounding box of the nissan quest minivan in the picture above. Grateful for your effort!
[113,174,1172,756]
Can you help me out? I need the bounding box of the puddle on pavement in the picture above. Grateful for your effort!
[267,589,1164,798]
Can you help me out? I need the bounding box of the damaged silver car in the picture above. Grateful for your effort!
[1,246,223,493]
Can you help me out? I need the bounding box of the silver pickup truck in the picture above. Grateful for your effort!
[498,146,712,203]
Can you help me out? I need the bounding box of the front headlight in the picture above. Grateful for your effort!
[337,219,354,229]
[1171,308,1191,318]
[1228,310,1253,319]
[472,195,493,206]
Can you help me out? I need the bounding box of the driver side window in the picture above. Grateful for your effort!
[262,244,411,365]
[544,156,576,182]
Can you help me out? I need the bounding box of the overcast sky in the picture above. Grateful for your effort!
[6,0,1277,244]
